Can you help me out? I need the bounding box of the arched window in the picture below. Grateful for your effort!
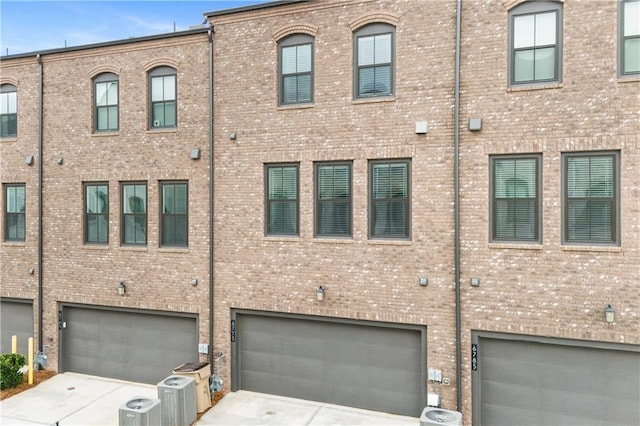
[353,23,395,98]
[149,66,177,128]
[94,73,119,132]
[278,34,314,105]
[508,1,563,86]
[0,84,17,138]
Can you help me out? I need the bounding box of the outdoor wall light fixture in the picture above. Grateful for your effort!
[57,157,64,165]
[191,278,198,287]
[229,132,237,140]
[316,286,325,301]
[117,282,126,296]
[604,304,615,323]
[25,155,34,165]
[190,148,201,160]
[28,268,35,275]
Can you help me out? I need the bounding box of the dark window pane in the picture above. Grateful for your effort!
[371,162,409,238]
[267,166,298,235]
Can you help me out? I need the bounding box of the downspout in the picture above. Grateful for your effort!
[37,53,44,353]
[454,0,463,413]
[207,26,216,373]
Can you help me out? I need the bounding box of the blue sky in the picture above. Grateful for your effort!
[0,1,270,56]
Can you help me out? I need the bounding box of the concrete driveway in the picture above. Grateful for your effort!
[0,372,419,425]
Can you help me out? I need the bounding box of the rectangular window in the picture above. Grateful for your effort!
[4,184,25,241]
[621,0,640,75]
[491,155,541,243]
[161,181,188,247]
[84,183,108,244]
[266,164,299,236]
[150,74,176,128]
[315,162,352,237]
[121,182,147,245]
[280,37,313,105]
[563,152,620,245]
[0,85,17,138]
[95,79,118,131]
[369,160,410,239]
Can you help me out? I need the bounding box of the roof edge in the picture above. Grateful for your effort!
[0,27,209,61]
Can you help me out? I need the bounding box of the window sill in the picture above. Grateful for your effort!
[314,237,355,244]
[366,238,411,246]
[158,246,189,253]
[507,82,563,92]
[92,131,119,137]
[277,103,314,111]
[618,75,640,83]
[0,137,18,142]
[352,95,396,105]
[2,241,26,247]
[264,235,300,242]
[82,244,109,250]
[118,245,148,252]
[147,127,177,134]
[561,245,622,253]
[488,242,543,250]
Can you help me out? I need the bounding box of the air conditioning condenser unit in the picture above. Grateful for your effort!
[118,397,161,426]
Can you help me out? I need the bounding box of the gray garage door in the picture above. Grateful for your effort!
[233,312,426,417]
[61,305,198,384]
[0,299,34,357]
[473,334,640,425]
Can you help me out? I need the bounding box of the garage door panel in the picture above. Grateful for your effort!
[0,300,34,357]
[63,307,197,384]
[236,313,424,417]
[476,336,640,425]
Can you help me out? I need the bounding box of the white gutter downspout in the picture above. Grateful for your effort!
[454,0,463,413]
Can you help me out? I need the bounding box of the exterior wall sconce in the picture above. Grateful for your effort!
[419,277,428,286]
[25,155,34,165]
[316,286,325,301]
[190,148,201,160]
[28,268,35,275]
[57,157,64,165]
[604,304,615,323]
[191,278,198,287]
[229,132,237,140]
[470,277,480,287]
[117,282,126,296]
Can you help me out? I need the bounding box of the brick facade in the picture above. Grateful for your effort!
[1,0,638,422]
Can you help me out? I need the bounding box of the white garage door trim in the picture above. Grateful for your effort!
[60,304,198,384]
[471,331,640,426]
[231,310,427,417]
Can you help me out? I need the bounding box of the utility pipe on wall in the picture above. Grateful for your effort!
[454,0,463,413]
[37,53,44,354]
[207,26,216,375]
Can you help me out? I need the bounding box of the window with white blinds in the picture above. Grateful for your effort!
[491,155,540,242]
[369,160,410,239]
[564,152,619,245]
[266,164,299,236]
[315,162,352,237]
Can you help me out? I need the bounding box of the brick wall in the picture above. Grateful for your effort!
[1,32,212,370]
[0,57,41,340]
[210,0,460,405]
[458,0,640,419]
